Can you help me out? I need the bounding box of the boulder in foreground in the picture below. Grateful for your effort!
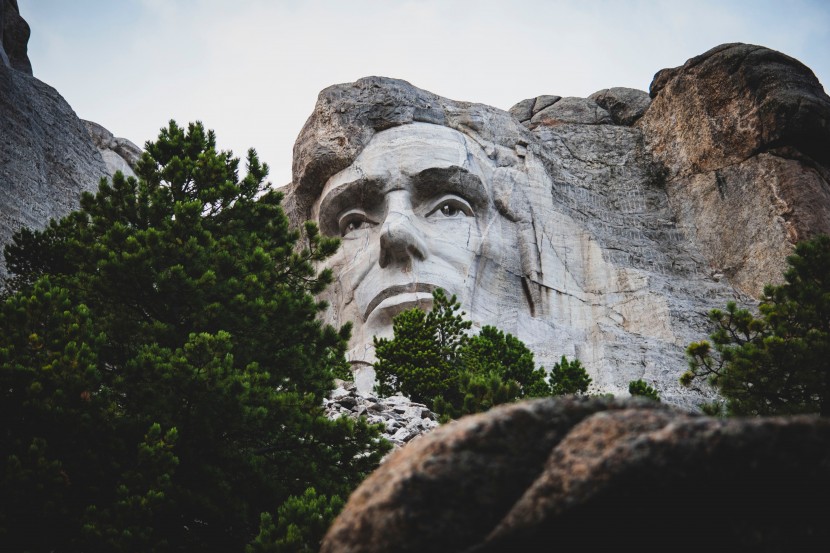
[322,397,830,553]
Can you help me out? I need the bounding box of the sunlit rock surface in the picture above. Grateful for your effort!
[286,43,830,409]
[83,120,143,179]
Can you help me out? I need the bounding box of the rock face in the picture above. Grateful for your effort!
[639,43,830,296]
[83,120,143,178]
[321,396,830,553]
[325,380,438,448]
[589,87,651,125]
[0,5,137,281]
[0,0,31,75]
[284,43,830,407]
[0,63,108,279]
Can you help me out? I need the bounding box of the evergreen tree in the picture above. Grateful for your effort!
[374,289,471,405]
[0,121,389,552]
[246,488,344,553]
[682,235,830,416]
[461,326,550,398]
[628,379,661,401]
[374,290,551,419]
[548,356,592,396]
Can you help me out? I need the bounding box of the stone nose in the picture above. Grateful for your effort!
[379,209,429,269]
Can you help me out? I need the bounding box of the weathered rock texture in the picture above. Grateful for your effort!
[83,119,143,178]
[0,62,108,279]
[0,5,137,281]
[325,380,438,448]
[0,0,31,75]
[284,43,830,408]
[639,43,830,296]
[321,397,830,553]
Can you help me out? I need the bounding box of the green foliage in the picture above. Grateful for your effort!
[628,379,661,401]
[548,356,592,396]
[374,290,552,419]
[0,121,389,552]
[374,289,471,405]
[246,488,344,553]
[682,235,830,416]
[462,326,550,399]
[699,401,727,417]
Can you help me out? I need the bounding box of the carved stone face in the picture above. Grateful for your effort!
[312,123,509,362]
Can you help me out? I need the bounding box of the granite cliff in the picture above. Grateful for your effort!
[3,7,830,549]
[286,43,830,407]
[306,45,830,551]
[0,1,140,280]
[2,2,829,408]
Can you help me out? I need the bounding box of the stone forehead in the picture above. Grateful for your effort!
[348,123,493,175]
[286,76,530,223]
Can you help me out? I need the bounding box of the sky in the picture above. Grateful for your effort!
[20,0,830,185]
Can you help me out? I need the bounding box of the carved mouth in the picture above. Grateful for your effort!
[364,283,438,320]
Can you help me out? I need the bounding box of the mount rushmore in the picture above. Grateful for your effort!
[2,0,829,408]
[283,43,830,406]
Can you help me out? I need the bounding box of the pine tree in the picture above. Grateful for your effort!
[374,290,551,419]
[628,379,661,401]
[548,356,592,396]
[0,121,389,552]
[461,326,550,398]
[682,235,830,416]
[373,288,471,405]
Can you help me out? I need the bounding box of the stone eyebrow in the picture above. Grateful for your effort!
[317,177,385,236]
[410,166,489,210]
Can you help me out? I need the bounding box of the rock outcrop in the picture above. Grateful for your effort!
[0,0,31,75]
[2,3,829,413]
[321,397,830,553]
[638,43,830,296]
[0,4,137,280]
[285,43,830,408]
[0,62,108,279]
[324,380,438,448]
[83,120,143,178]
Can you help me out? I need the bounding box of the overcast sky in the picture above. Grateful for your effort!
[20,0,830,184]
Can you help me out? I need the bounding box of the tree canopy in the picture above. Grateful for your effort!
[682,234,830,416]
[0,121,388,552]
[548,356,592,396]
[374,289,567,420]
[628,379,661,402]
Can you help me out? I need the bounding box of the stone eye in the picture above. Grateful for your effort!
[339,213,373,236]
[440,203,460,217]
[343,220,362,236]
[427,197,473,219]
